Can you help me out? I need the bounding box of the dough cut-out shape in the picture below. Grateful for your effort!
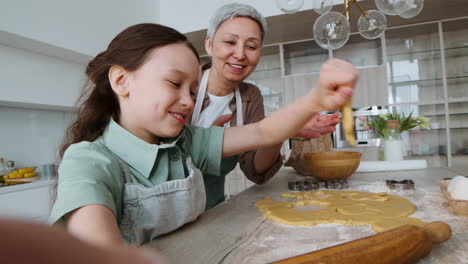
[255,190,425,232]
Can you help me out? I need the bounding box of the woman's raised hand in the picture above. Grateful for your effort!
[211,114,233,127]
[295,112,340,138]
[310,59,358,112]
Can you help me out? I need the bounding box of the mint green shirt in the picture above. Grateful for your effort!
[49,119,224,224]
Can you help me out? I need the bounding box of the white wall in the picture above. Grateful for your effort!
[159,0,328,33]
[0,0,160,56]
[0,106,76,168]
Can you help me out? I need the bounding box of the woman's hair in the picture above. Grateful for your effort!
[207,3,268,43]
[59,23,199,157]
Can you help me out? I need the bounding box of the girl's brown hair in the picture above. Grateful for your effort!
[59,23,199,157]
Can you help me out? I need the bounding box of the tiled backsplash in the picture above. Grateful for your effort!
[0,106,76,169]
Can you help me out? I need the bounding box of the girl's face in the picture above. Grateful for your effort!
[206,17,262,84]
[119,43,199,144]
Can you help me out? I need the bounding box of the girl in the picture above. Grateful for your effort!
[50,23,357,247]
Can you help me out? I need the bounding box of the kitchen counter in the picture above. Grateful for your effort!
[0,178,57,194]
[144,167,468,264]
[0,178,57,222]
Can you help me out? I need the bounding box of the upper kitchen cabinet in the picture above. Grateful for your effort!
[246,45,282,115]
[0,43,84,111]
[442,18,468,100]
[283,40,328,75]
[282,34,387,108]
[442,17,468,173]
[282,73,319,105]
[283,66,387,109]
[333,33,384,67]
[353,66,388,108]
[385,23,443,104]
[332,34,387,108]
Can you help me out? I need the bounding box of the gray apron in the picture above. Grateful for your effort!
[113,154,206,245]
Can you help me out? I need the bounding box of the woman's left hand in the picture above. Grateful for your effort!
[295,112,340,138]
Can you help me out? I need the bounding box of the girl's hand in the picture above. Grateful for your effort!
[310,59,358,112]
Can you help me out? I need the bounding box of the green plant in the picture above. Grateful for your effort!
[368,112,431,137]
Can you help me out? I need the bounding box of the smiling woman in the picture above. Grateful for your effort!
[191,3,342,209]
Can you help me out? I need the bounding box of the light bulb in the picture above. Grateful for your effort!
[358,10,387,39]
[276,0,304,14]
[375,0,410,15]
[399,0,424,18]
[313,12,350,50]
[313,0,334,15]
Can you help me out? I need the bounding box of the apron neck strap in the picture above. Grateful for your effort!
[234,87,243,126]
[191,68,244,127]
[191,69,210,126]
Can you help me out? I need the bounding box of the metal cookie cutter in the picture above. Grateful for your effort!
[288,180,319,192]
[386,179,415,191]
[325,180,349,190]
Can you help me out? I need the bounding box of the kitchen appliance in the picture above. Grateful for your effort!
[333,105,388,148]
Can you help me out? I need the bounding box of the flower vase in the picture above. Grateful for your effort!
[378,137,385,161]
[383,138,404,161]
[383,120,404,161]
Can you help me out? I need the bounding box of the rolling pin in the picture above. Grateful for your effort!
[341,99,356,146]
[271,221,452,264]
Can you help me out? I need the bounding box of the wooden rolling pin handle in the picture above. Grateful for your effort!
[423,221,452,244]
[271,221,452,264]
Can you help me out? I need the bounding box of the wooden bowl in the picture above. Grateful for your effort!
[300,151,361,181]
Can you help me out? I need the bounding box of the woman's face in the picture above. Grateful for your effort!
[206,17,262,84]
[119,43,199,144]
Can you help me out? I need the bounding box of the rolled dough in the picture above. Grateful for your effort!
[255,190,425,232]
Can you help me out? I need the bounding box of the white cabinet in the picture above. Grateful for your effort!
[282,67,387,108]
[385,18,468,169]
[0,180,56,223]
[0,43,84,110]
[283,73,319,105]
[281,33,387,109]
[353,66,388,108]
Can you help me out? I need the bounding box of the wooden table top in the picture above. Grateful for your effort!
[144,167,468,264]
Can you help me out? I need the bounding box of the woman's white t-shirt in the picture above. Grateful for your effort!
[195,92,234,128]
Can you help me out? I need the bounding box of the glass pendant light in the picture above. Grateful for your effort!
[276,0,423,51]
[358,10,387,39]
[313,11,350,50]
[398,0,424,18]
[374,0,409,15]
[276,0,304,14]
[313,0,334,14]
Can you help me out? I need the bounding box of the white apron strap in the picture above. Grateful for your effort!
[191,68,244,127]
[191,69,210,126]
[234,87,243,126]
